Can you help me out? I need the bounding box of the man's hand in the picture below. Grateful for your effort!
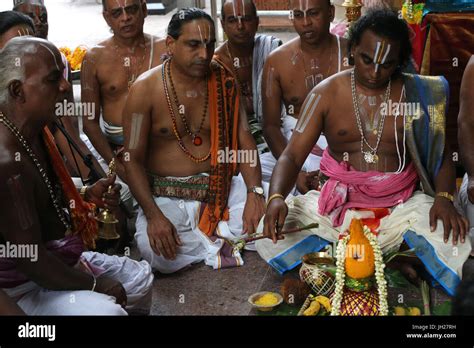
[95,275,127,308]
[242,193,266,236]
[296,171,319,194]
[86,175,121,211]
[430,197,468,245]
[263,198,288,244]
[147,215,183,260]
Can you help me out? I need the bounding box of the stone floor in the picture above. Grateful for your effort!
[143,246,465,316]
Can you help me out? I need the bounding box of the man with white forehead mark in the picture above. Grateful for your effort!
[81,0,167,213]
[214,0,282,155]
[123,8,266,273]
[12,0,105,182]
[261,0,350,195]
[0,37,154,315]
[257,9,472,295]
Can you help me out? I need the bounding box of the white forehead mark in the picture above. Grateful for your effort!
[381,44,391,64]
[39,43,60,71]
[295,93,322,133]
[373,41,381,73]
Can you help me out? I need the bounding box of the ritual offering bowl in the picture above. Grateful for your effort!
[299,252,336,296]
[248,292,283,312]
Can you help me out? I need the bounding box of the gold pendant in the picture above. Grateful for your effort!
[364,152,379,164]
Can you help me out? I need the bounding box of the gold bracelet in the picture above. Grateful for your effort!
[80,186,88,200]
[436,191,454,203]
[267,193,285,208]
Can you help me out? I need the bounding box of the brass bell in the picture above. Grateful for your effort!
[95,159,120,241]
[341,0,363,23]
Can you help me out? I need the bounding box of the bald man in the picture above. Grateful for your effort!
[0,37,153,315]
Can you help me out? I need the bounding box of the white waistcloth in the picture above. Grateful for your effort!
[80,133,133,206]
[455,174,474,256]
[135,174,266,274]
[3,252,153,316]
[260,115,328,191]
[256,190,471,278]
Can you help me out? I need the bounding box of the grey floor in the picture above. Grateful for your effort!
[144,248,462,316]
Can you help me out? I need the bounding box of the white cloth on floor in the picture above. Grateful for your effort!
[135,174,267,273]
[3,252,153,316]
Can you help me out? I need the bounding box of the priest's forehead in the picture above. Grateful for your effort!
[182,19,215,42]
[105,0,140,10]
[222,0,256,17]
[289,0,330,11]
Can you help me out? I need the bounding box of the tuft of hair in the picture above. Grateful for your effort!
[0,36,43,105]
[0,10,35,37]
[347,8,412,69]
[167,7,215,40]
[220,0,258,20]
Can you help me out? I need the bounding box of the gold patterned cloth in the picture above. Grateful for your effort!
[149,174,210,203]
[403,73,448,197]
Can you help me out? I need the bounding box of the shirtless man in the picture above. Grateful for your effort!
[258,9,470,292]
[13,1,104,180]
[214,0,281,152]
[261,0,349,193]
[0,37,153,315]
[123,8,265,273]
[457,55,474,256]
[82,0,166,186]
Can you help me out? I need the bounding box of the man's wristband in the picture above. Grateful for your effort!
[267,193,285,208]
[80,186,88,200]
[436,191,454,203]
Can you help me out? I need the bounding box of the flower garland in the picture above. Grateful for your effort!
[330,226,388,316]
[402,1,425,25]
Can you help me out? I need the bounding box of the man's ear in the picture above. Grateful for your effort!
[142,0,148,18]
[8,80,25,103]
[102,11,112,29]
[166,35,175,56]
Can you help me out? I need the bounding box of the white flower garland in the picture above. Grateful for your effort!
[330,226,388,316]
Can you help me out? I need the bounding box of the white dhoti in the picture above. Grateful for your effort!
[256,190,472,296]
[260,115,328,192]
[135,174,258,274]
[456,174,474,256]
[3,252,154,315]
[80,133,133,208]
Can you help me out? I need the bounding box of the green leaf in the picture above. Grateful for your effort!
[256,303,300,316]
[385,268,417,289]
[432,301,452,316]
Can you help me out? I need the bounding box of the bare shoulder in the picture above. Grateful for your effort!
[214,41,227,57]
[310,69,350,98]
[266,37,300,65]
[0,132,28,187]
[84,38,112,63]
[151,35,167,52]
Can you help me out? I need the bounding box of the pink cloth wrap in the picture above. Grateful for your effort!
[318,150,419,226]
[0,234,84,288]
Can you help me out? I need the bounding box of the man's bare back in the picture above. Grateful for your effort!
[83,35,166,126]
[123,63,212,177]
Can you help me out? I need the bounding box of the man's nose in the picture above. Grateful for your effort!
[121,8,132,21]
[303,15,312,26]
[197,45,209,60]
[237,19,244,30]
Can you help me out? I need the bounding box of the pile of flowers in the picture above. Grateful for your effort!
[59,46,87,71]
[402,0,425,25]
